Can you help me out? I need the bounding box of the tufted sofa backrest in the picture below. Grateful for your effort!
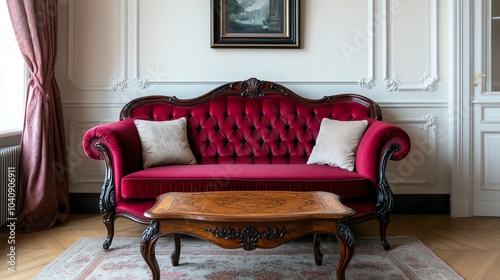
[122,78,382,165]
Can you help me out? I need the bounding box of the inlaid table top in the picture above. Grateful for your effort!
[141,191,356,280]
[144,191,355,222]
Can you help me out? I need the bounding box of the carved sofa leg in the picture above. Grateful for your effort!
[375,142,399,251]
[102,211,116,249]
[95,143,117,250]
[378,215,391,251]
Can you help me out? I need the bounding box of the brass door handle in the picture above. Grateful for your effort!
[474,73,486,87]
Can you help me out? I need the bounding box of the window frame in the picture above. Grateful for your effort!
[0,1,27,139]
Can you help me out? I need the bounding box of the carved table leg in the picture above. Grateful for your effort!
[335,220,355,280]
[140,219,161,280]
[313,233,324,266]
[171,233,181,266]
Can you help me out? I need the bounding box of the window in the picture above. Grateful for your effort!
[0,2,26,135]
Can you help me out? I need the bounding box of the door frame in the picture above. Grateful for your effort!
[451,0,474,217]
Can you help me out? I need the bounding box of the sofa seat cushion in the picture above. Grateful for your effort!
[121,164,373,200]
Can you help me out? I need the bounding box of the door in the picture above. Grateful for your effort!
[472,0,500,216]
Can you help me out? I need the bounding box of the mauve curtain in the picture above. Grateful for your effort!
[7,0,69,231]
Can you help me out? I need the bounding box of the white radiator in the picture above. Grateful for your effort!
[0,145,20,226]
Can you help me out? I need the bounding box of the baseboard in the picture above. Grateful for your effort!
[69,193,451,215]
[69,193,101,214]
[450,198,471,217]
[393,194,450,215]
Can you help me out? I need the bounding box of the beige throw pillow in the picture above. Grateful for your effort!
[134,118,196,168]
[307,118,368,171]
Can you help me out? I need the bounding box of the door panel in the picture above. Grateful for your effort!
[473,0,500,216]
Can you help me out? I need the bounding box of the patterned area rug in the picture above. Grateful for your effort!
[34,236,463,280]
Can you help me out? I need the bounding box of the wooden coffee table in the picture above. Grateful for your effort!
[140,191,355,280]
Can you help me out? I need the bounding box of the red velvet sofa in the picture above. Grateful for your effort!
[83,78,411,251]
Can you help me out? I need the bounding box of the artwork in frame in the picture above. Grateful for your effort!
[211,0,300,48]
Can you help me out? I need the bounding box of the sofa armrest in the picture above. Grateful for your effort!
[355,120,411,185]
[354,120,410,249]
[82,118,143,201]
[82,118,145,249]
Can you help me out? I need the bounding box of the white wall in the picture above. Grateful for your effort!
[56,0,453,197]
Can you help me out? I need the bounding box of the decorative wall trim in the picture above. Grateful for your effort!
[112,78,128,92]
[383,70,400,92]
[379,102,448,108]
[60,97,449,110]
[66,77,80,91]
[62,103,127,108]
[450,0,473,217]
[473,100,500,104]
[67,0,128,91]
[383,0,438,92]
[68,120,112,192]
[134,77,150,89]
[420,70,439,92]
[132,1,376,86]
[359,77,375,89]
[360,0,375,89]
[389,114,439,187]
[420,113,439,134]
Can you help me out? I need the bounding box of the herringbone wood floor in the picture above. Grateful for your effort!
[0,214,499,279]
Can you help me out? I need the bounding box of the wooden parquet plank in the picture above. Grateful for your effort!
[0,214,499,279]
[473,250,500,280]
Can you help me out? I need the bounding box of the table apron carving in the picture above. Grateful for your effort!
[205,225,295,251]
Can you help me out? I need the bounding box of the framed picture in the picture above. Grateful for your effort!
[211,0,300,48]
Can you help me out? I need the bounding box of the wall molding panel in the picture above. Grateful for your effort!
[132,0,376,85]
[358,0,376,89]
[67,120,112,192]
[388,114,439,188]
[383,0,438,92]
[67,0,128,92]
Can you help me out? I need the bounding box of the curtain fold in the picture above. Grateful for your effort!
[7,0,69,231]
